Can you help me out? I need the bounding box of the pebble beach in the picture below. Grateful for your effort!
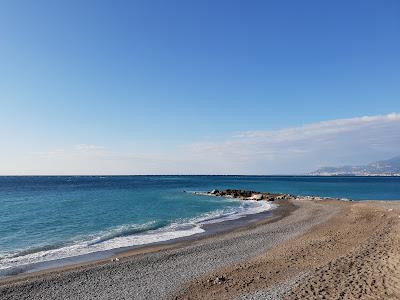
[1,197,400,299]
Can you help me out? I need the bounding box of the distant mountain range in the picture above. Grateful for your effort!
[310,156,400,176]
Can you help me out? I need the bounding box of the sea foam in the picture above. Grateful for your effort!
[0,199,274,275]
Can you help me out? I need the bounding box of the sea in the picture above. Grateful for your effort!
[1,175,400,276]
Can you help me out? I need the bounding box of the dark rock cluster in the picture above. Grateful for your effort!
[206,189,292,201]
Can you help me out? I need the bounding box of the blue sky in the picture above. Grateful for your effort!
[0,0,399,174]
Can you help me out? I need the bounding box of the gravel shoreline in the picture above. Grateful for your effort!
[0,199,339,300]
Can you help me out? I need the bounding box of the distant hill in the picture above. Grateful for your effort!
[310,156,400,176]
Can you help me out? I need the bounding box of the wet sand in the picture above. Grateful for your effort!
[1,198,399,299]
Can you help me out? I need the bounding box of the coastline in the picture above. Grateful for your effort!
[1,198,400,299]
[0,198,337,299]
[0,198,277,279]
[0,194,274,278]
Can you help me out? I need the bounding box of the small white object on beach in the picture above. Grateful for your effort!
[247,194,263,201]
[111,257,120,262]
[213,276,226,284]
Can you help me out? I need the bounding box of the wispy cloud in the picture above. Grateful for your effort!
[74,144,106,151]
[233,113,400,139]
[4,113,400,175]
[31,144,108,158]
[182,113,400,174]
[24,144,182,175]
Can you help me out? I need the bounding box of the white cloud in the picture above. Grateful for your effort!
[2,113,400,175]
[20,145,182,175]
[74,144,106,151]
[181,113,400,174]
[31,144,108,158]
[233,113,400,139]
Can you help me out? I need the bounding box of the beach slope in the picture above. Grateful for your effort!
[1,199,400,299]
[176,200,400,299]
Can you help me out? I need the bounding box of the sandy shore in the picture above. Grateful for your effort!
[176,200,400,299]
[1,198,400,299]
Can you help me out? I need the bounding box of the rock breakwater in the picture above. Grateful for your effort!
[197,189,294,201]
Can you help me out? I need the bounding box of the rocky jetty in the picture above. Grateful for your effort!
[200,189,293,201]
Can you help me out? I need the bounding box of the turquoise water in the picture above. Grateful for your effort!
[0,175,399,274]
